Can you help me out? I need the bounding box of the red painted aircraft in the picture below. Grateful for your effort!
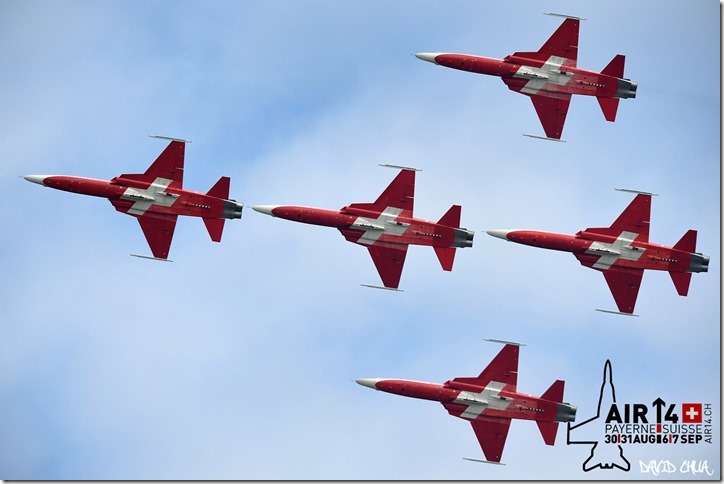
[252,165,474,290]
[487,189,710,315]
[415,13,637,140]
[356,340,576,464]
[24,136,243,260]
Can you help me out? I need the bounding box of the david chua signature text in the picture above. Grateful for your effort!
[639,459,714,476]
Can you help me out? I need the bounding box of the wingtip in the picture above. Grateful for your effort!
[463,457,506,465]
[130,254,173,262]
[149,135,191,143]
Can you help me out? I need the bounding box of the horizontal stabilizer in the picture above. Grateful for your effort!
[438,204,461,228]
[601,54,626,78]
[669,271,692,297]
[203,217,225,242]
[536,421,560,446]
[206,176,231,199]
[434,246,456,271]
[673,229,697,253]
[597,96,620,122]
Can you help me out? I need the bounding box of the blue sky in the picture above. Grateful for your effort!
[0,0,719,479]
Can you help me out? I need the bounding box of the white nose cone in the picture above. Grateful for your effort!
[486,230,512,241]
[355,378,384,390]
[251,205,280,216]
[23,175,49,186]
[415,53,441,64]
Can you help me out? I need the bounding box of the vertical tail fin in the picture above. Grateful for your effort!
[203,177,231,242]
[601,54,626,78]
[203,218,225,242]
[536,421,560,446]
[597,97,620,122]
[541,379,565,403]
[434,247,456,271]
[669,272,692,296]
[673,229,697,253]
[437,204,462,228]
[434,205,462,271]
[597,54,626,121]
[538,380,566,445]
[206,176,231,199]
[669,230,698,296]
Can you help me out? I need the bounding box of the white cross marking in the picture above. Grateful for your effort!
[353,207,408,245]
[685,406,699,420]
[586,231,645,270]
[121,177,178,216]
[453,381,512,419]
[515,55,573,95]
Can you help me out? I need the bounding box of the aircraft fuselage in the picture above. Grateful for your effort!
[490,229,709,274]
[27,175,243,220]
[429,53,637,100]
[357,377,576,424]
[254,204,474,250]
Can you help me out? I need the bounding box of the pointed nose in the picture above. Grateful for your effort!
[355,378,383,390]
[415,52,441,65]
[24,175,49,186]
[251,205,280,216]
[486,230,512,241]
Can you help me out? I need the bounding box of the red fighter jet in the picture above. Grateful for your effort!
[415,13,637,140]
[24,136,243,260]
[356,340,576,464]
[252,165,474,290]
[487,189,710,315]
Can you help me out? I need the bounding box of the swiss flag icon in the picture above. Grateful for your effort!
[682,403,703,423]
